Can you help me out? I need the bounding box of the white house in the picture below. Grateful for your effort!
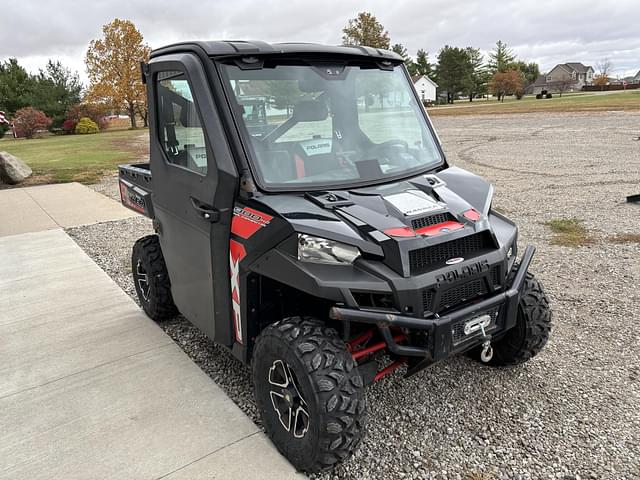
[412,75,438,103]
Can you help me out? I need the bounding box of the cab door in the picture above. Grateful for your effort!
[147,53,237,344]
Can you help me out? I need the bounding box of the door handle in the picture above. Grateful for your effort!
[190,197,220,222]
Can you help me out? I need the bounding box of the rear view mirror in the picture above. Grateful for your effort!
[292,100,328,122]
[298,77,325,92]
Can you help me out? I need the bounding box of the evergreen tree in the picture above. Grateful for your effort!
[488,40,516,73]
[465,47,488,101]
[413,49,432,77]
[435,46,473,104]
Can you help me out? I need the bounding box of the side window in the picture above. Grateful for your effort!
[156,70,208,174]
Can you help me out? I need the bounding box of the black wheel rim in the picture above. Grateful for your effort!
[135,259,151,302]
[268,359,310,439]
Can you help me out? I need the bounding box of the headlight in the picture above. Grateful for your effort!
[298,234,361,264]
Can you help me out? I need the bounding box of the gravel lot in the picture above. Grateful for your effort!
[68,111,640,480]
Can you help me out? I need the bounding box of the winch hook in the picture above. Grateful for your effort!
[479,322,493,363]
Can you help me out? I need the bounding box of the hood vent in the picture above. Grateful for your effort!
[411,212,456,230]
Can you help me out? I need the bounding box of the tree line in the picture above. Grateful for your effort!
[0,18,149,138]
[1,13,543,139]
[343,12,540,103]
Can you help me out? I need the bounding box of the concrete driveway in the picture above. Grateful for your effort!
[0,183,302,479]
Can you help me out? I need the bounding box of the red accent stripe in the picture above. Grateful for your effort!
[384,227,417,238]
[294,154,305,178]
[463,209,481,221]
[415,221,464,237]
[231,207,273,239]
[229,239,247,344]
[119,181,145,214]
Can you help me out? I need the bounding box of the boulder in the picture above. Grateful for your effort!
[0,151,32,184]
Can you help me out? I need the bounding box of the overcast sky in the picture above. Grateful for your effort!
[2,0,639,82]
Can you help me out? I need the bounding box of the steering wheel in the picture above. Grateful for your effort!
[368,139,409,156]
[335,150,359,169]
[366,139,410,167]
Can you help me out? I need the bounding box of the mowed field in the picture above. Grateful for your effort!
[67,109,640,480]
[429,90,640,116]
[0,128,148,184]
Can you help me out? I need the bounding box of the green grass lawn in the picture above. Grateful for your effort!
[0,129,147,184]
[428,90,640,116]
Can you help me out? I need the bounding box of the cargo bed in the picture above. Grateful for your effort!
[119,163,154,218]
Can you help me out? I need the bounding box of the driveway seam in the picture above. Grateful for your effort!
[22,188,61,228]
[153,431,263,480]
[0,342,174,401]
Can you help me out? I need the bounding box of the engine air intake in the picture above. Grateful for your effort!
[409,231,495,275]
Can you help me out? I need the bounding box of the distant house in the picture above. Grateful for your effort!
[623,70,640,84]
[412,75,438,103]
[533,62,594,93]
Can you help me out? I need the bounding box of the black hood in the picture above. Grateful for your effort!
[255,167,500,277]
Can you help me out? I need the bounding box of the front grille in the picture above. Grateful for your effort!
[491,265,502,287]
[409,232,494,275]
[421,265,501,315]
[421,290,434,313]
[440,278,487,310]
[451,307,500,344]
[411,212,455,230]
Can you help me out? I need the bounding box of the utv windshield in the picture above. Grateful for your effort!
[220,60,443,190]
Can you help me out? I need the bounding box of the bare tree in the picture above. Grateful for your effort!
[595,58,613,91]
[547,79,577,97]
[596,58,612,78]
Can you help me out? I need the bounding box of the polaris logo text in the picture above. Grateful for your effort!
[435,259,490,286]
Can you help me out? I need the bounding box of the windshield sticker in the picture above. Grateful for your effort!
[300,138,332,156]
[385,191,442,216]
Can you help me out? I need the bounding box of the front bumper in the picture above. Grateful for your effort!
[330,245,535,362]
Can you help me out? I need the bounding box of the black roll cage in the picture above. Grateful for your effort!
[146,43,449,195]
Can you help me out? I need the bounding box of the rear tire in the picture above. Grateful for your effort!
[131,235,178,321]
[470,270,551,366]
[252,317,366,473]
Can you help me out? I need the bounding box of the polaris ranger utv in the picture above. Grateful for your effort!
[119,40,552,473]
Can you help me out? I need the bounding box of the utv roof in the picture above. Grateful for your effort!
[150,40,403,62]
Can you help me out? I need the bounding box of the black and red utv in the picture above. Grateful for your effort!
[119,40,552,473]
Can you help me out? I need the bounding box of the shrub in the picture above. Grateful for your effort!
[13,107,52,139]
[75,117,99,134]
[65,103,109,130]
[62,118,77,134]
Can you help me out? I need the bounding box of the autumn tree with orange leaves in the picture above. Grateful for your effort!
[489,69,525,102]
[85,19,150,128]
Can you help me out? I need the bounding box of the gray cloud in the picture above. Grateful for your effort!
[2,0,639,81]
